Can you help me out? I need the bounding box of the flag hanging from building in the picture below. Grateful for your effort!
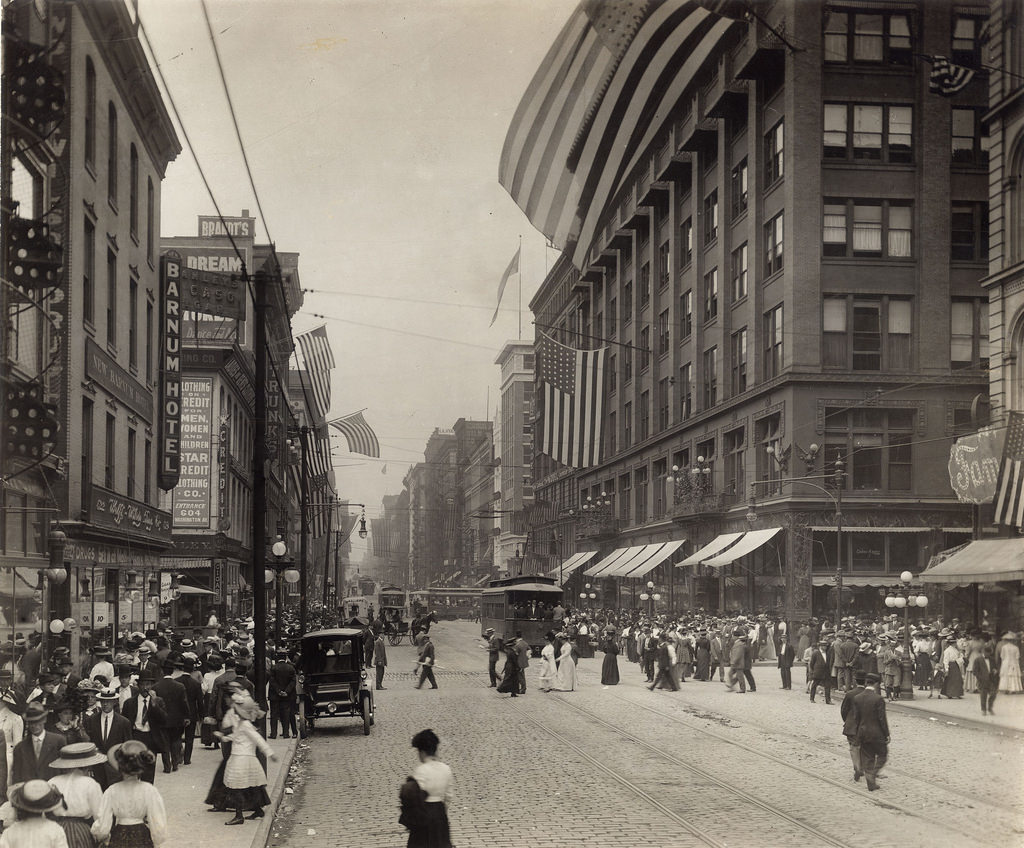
[330,410,381,457]
[295,325,335,418]
[489,247,521,326]
[994,412,1024,528]
[538,332,607,468]
[307,426,333,538]
[927,55,975,96]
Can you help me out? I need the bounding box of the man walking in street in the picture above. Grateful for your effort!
[414,634,438,690]
[972,644,999,715]
[513,633,530,695]
[726,632,747,693]
[778,633,795,690]
[840,672,867,782]
[709,630,724,682]
[484,628,502,687]
[650,634,679,691]
[853,672,890,791]
[268,650,298,736]
[373,632,388,691]
[836,631,858,692]
[151,659,189,773]
[809,639,834,704]
[742,632,757,692]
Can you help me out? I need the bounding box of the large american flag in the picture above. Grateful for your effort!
[538,333,607,468]
[295,326,335,419]
[927,55,975,97]
[994,412,1024,528]
[330,410,380,458]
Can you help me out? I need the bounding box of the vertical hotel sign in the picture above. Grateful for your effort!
[158,253,182,490]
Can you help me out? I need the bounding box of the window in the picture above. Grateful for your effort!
[703,267,718,322]
[823,199,912,257]
[764,213,783,276]
[658,310,670,356]
[824,407,915,491]
[639,391,650,441]
[950,298,990,369]
[129,145,139,239]
[618,473,631,521]
[624,346,633,383]
[609,298,617,338]
[823,296,911,371]
[702,346,718,408]
[624,282,633,323]
[107,103,118,207]
[83,216,95,324]
[681,217,693,266]
[146,301,154,383]
[608,411,617,455]
[658,241,670,288]
[81,398,93,507]
[951,202,989,261]
[129,279,138,370]
[731,243,748,302]
[639,326,651,371]
[144,438,152,502]
[824,103,912,163]
[952,108,988,166]
[658,378,669,431]
[952,15,983,66]
[703,190,719,245]
[764,304,784,379]
[731,328,747,395]
[85,58,96,170]
[104,413,116,489]
[146,178,154,264]
[127,427,137,498]
[731,158,748,218]
[106,249,117,347]
[639,262,650,307]
[680,363,692,419]
[724,428,745,498]
[824,11,912,66]
[654,458,668,518]
[635,466,649,524]
[609,353,617,394]
[764,121,784,186]
[624,401,632,448]
[680,290,693,338]
[756,413,783,494]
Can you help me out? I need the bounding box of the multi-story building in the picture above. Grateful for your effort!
[2,0,180,654]
[516,0,990,622]
[494,342,535,574]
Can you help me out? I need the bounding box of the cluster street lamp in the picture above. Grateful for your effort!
[884,571,928,700]
[266,538,300,646]
[667,457,712,505]
[639,580,661,616]
[579,582,598,607]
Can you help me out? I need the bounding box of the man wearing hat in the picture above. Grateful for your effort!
[852,673,890,791]
[84,688,133,789]
[177,657,204,766]
[484,627,502,687]
[135,645,157,676]
[268,650,298,738]
[151,658,189,773]
[777,633,796,690]
[12,702,66,783]
[809,639,834,704]
[119,666,166,784]
[840,673,867,782]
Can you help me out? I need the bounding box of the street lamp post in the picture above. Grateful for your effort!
[579,582,597,609]
[884,571,928,700]
[638,580,660,616]
[267,539,299,647]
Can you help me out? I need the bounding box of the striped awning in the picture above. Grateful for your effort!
[546,550,598,582]
[583,546,640,577]
[703,528,783,568]
[678,532,745,567]
[809,526,931,533]
[609,540,685,578]
[920,539,1024,585]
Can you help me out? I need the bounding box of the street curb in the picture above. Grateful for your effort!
[248,737,299,848]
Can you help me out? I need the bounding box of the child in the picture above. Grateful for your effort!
[221,693,277,825]
[92,741,167,847]
[0,780,67,848]
[48,742,105,848]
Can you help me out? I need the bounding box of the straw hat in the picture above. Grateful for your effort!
[50,742,108,770]
[7,780,63,813]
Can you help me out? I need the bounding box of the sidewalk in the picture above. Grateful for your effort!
[158,735,299,848]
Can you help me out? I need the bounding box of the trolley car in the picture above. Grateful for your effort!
[378,585,413,646]
[480,574,564,655]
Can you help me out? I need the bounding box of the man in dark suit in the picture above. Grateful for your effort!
[852,672,890,791]
[777,633,796,690]
[840,673,867,782]
[972,647,999,715]
[84,688,133,789]
[120,666,166,783]
[151,659,189,772]
[809,639,834,704]
[414,634,438,689]
[650,634,679,691]
[268,651,297,739]
[178,657,204,765]
[11,702,65,783]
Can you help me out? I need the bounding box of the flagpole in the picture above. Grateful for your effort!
[518,235,522,340]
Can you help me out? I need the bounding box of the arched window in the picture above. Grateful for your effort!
[107,102,118,206]
[85,58,96,169]
[1008,139,1024,266]
[129,144,139,238]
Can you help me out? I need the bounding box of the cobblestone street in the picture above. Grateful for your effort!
[268,622,1024,848]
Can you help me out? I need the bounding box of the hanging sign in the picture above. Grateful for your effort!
[158,253,182,490]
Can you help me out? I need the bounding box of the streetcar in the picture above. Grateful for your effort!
[340,595,375,625]
[410,587,479,620]
[378,585,414,646]
[480,574,564,655]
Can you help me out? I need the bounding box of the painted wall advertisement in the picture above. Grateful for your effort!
[173,377,214,527]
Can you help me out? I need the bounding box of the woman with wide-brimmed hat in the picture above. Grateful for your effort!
[91,741,167,847]
[1,779,66,847]
[48,742,106,848]
[220,693,277,826]
[998,631,1022,694]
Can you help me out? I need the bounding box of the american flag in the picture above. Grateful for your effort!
[928,55,975,97]
[330,410,380,458]
[307,427,332,538]
[490,247,520,327]
[538,333,607,468]
[295,326,335,419]
[994,412,1024,528]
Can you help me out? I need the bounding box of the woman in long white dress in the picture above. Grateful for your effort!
[998,633,1022,693]
[537,633,557,692]
[551,639,577,691]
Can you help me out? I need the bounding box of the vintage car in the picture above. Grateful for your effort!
[298,627,375,735]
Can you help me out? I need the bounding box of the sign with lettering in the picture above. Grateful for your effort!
[85,338,153,421]
[179,265,246,320]
[197,215,255,239]
[158,254,182,490]
[88,484,173,544]
[178,245,245,276]
[173,377,214,528]
[948,427,1004,505]
[64,540,160,569]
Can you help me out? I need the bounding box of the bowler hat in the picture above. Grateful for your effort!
[865,672,881,684]
[138,666,160,683]
[50,742,108,770]
[7,780,63,813]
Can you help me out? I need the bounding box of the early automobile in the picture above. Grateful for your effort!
[298,627,375,735]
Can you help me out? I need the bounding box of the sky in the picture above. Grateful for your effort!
[139,0,578,559]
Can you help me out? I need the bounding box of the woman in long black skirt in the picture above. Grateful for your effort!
[402,729,453,848]
[600,632,620,685]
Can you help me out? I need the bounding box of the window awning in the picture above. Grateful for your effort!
[808,526,931,533]
[703,528,783,567]
[613,540,686,578]
[678,532,745,567]
[547,550,598,582]
[920,539,1024,585]
[584,546,641,577]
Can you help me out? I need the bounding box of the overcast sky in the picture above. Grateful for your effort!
[140,0,577,558]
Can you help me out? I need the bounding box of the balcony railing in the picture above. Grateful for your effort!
[671,492,728,519]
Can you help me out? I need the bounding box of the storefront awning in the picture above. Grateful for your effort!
[704,528,783,568]
[919,539,1024,585]
[678,532,745,567]
[583,546,641,577]
[547,550,598,582]
[808,526,931,533]
[613,540,686,578]
[178,585,216,595]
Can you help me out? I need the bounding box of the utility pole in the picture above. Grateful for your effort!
[299,425,309,635]
[252,267,269,713]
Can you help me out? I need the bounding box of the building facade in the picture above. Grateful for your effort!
[494,341,535,574]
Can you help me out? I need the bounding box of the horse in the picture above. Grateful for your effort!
[412,611,439,638]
